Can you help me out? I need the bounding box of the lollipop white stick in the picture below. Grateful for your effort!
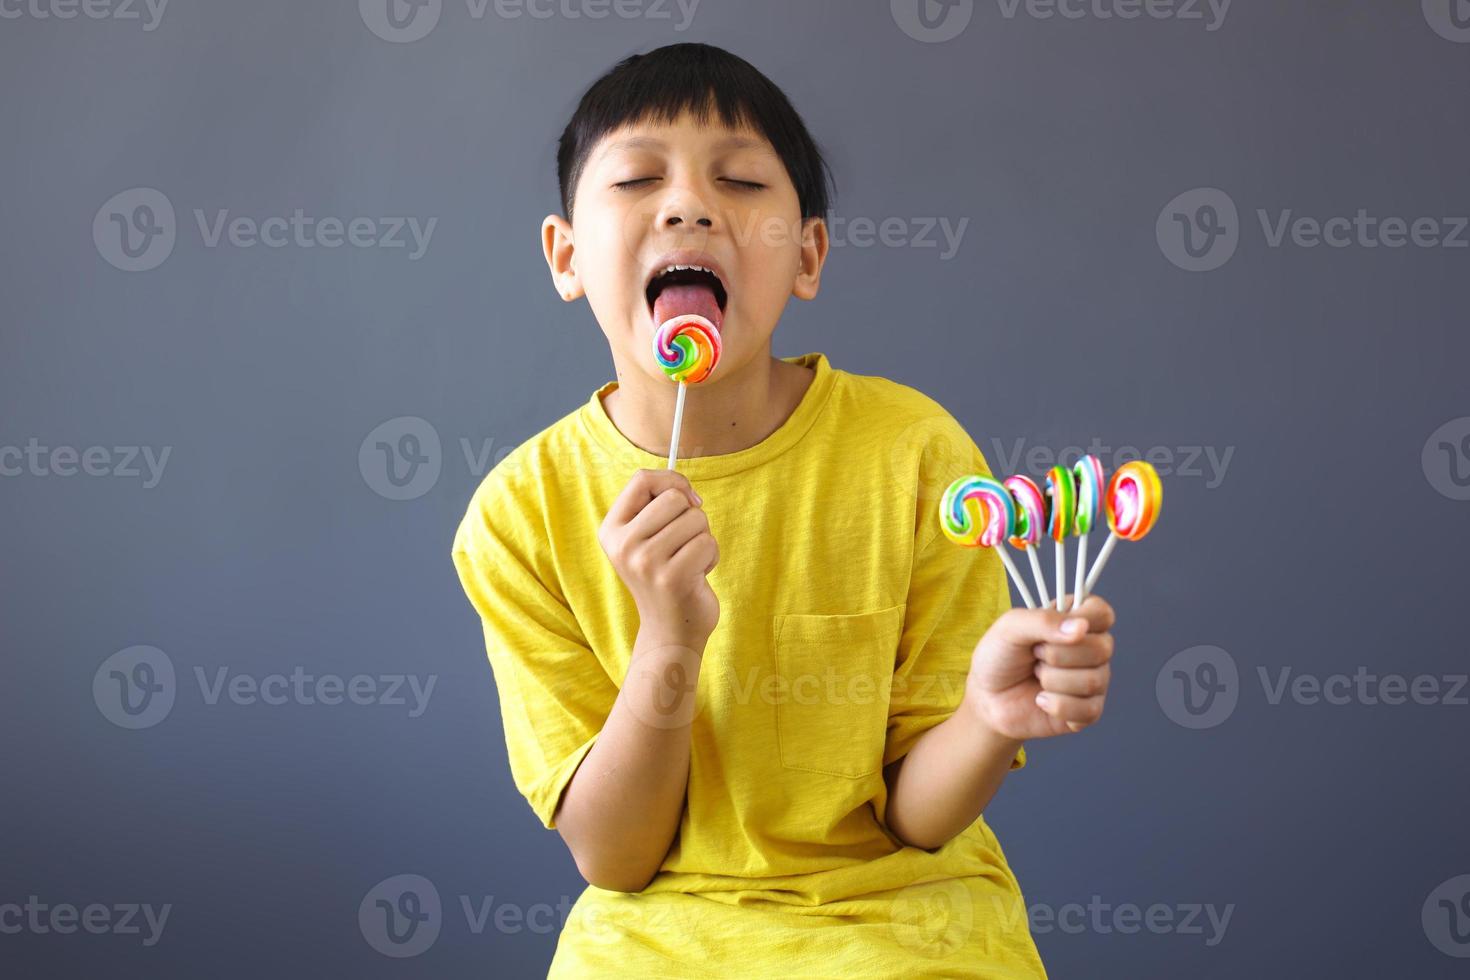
[1083,531,1119,594]
[666,380,688,470]
[1073,530,1090,607]
[1054,540,1066,612]
[996,548,1036,610]
[1025,545,1051,608]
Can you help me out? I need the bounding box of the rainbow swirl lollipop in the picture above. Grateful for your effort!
[1072,455,1105,536]
[1043,465,1076,610]
[1003,474,1051,607]
[653,314,722,469]
[940,475,1035,608]
[1044,465,1076,542]
[653,314,722,385]
[1084,460,1163,594]
[1070,454,1106,605]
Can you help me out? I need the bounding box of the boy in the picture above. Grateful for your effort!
[452,42,1115,977]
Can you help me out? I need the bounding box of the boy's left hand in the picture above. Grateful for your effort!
[963,595,1116,740]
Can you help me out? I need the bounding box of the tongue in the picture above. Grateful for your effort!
[653,283,723,333]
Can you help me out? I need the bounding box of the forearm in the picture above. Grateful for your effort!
[553,625,704,892]
[883,696,1022,851]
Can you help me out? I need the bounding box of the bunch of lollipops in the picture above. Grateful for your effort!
[940,456,1162,612]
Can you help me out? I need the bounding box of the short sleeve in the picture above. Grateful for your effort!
[452,509,619,830]
[884,429,1027,773]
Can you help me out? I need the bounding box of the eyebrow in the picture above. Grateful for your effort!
[597,134,768,160]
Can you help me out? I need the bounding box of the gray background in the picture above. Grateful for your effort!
[3,0,1468,976]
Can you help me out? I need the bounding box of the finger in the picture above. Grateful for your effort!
[1055,594,1115,634]
[1034,632,1113,669]
[1034,691,1106,727]
[668,531,718,580]
[606,469,701,526]
[1034,661,1111,698]
[646,504,710,562]
[988,606,1095,650]
[623,488,694,543]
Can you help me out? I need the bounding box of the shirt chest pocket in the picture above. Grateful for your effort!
[771,603,906,779]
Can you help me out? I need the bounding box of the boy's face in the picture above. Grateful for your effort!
[543,108,828,384]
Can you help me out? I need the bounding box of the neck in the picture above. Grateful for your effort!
[602,347,814,460]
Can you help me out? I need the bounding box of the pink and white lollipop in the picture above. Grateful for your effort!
[1003,474,1052,608]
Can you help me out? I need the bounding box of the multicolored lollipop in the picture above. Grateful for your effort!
[652,314,722,469]
[1003,474,1051,608]
[1044,465,1077,611]
[654,314,722,385]
[1070,454,1106,606]
[940,474,1036,609]
[1084,460,1163,593]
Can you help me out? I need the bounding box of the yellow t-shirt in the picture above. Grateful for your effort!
[451,351,1046,978]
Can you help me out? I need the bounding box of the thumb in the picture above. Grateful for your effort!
[988,606,1092,650]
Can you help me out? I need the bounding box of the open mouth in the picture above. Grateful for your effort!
[645,265,728,329]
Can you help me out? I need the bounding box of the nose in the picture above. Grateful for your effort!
[654,184,716,231]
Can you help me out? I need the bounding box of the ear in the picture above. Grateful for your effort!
[792,216,829,301]
[542,214,582,301]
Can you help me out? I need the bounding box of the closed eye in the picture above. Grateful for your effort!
[612,178,766,191]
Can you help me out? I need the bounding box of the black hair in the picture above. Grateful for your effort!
[555,42,835,225]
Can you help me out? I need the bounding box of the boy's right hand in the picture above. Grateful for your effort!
[599,469,720,647]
